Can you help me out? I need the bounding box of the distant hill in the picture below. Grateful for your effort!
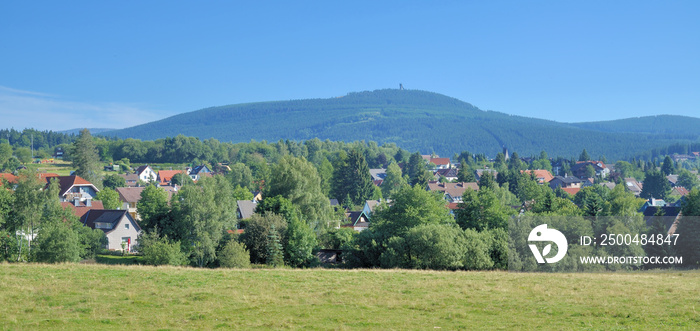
[103,89,700,160]
[570,115,700,135]
[59,128,116,135]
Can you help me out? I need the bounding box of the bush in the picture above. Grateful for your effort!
[218,240,251,268]
[139,231,188,266]
[32,221,82,263]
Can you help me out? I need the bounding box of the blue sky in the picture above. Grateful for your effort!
[1,1,699,131]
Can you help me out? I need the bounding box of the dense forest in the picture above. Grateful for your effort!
[100,89,700,160]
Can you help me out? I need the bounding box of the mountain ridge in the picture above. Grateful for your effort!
[102,89,700,159]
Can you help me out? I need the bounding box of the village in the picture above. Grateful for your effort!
[2,137,698,269]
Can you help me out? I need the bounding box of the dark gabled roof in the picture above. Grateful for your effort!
[435,168,459,177]
[346,211,369,227]
[191,165,211,175]
[643,208,681,233]
[642,206,681,218]
[80,209,140,233]
[135,165,151,175]
[551,175,582,184]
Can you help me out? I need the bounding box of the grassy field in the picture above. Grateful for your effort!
[1,264,698,329]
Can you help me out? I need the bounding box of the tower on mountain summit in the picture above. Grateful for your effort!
[399,83,404,90]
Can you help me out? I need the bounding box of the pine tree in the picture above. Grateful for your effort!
[661,156,675,176]
[331,149,374,206]
[579,149,590,162]
[266,224,284,267]
[72,129,101,186]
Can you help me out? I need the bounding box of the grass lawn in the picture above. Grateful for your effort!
[0,264,698,330]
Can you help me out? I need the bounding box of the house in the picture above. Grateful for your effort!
[666,175,679,187]
[61,199,104,218]
[551,160,566,176]
[642,206,681,234]
[474,169,498,181]
[118,173,140,187]
[188,165,212,181]
[581,178,595,187]
[157,170,184,186]
[670,186,690,198]
[45,175,99,203]
[599,182,616,190]
[561,187,581,196]
[571,161,610,179]
[252,191,263,202]
[521,169,554,184]
[341,211,370,232]
[361,199,392,219]
[623,177,643,196]
[639,198,667,212]
[427,181,479,203]
[134,165,157,183]
[0,173,18,186]
[429,157,451,169]
[116,186,178,220]
[116,187,145,220]
[80,210,141,252]
[237,200,257,220]
[434,168,459,182]
[549,175,582,189]
[53,147,64,159]
[369,169,387,182]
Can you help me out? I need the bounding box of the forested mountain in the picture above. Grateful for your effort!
[103,89,700,160]
[570,115,700,135]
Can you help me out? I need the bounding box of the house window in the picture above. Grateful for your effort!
[95,222,113,229]
[125,223,129,230]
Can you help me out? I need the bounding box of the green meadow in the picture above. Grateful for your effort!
[0,263,698,330]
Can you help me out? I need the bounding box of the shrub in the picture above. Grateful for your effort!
[32,221,81,263]
[139,231,188,266]
[218,240,251,268]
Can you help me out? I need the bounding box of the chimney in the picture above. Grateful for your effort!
[74,197,80,206]
[86,198,92,207]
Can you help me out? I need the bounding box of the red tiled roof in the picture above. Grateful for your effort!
[157,170,183,185]
[0,173,18,184]
[521,170,554,183]
[447,202,460,210]
[562,187,581,196]
[673,186,690,196]
[38,173,60,180]
[226,229,245,234]
[61,200,104,218]
[430,157,450,165]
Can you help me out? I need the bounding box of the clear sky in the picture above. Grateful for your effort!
[1,1,699,131]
